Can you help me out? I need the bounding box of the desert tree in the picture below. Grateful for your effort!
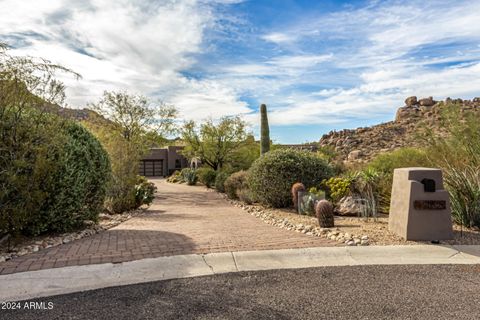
[181,116,251,171]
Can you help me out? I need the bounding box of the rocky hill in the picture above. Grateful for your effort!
[318,96,480,163]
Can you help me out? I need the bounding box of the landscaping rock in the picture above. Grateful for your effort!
[1,209,143,263]
[336,196,362,216]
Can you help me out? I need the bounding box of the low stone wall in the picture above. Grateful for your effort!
[227,197,370,246]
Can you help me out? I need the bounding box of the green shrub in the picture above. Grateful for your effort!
[224,170,249,199]
[34,122,111,234]
[215,171,230,193]
[248,149,334,208]
[368,148,431,176]
[350,168,381,219]
[367,148,431,212]
[181,168,198,185]
[443,165,480,227]
[237,188,254,204]
[323,177,352,203]
[0,112,111,236]
[423,104,480,227]
[166,170,182,183]
[1,107,64,236]
[135,176,157,207]
[197,167,217,188]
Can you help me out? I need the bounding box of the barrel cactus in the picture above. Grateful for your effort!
[316,200,334,228]
[291,182,306,212]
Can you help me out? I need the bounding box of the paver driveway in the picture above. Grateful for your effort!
[0,179,333,275]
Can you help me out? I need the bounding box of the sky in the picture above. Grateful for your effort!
[1,0,480,143]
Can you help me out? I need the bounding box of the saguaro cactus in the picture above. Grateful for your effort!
[260,104,270,155]
[316,200,334,228]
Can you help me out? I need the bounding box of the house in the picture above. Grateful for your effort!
[138,146,188,177]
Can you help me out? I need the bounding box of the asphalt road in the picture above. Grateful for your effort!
[3,264,480,320]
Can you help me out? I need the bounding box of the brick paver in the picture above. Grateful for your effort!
[0,179,333,275]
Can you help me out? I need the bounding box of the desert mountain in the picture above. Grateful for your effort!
[318,96,480,163]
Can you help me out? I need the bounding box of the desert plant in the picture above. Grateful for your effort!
[291,183,306,211]
[214,171,230,193]
[260,104,270,155]
[181,116,248,170]
[422,104,480,227]
[134,176,157,207]
[181,168,198,185]
[1,113,111,236]
[308,187,326,199]
[323,176,353,203]
[166,170,182,183]
[367,147,431,212]
[351,169,380,219]
[297,187,326,216]
[224,170,249,199]
[85,91,177,214]
[248,149,334,208]
[237,188,255,204]
[443,165,480,227]
[37,122,111,234]
[196,167,217,188]
[316,200,334,228]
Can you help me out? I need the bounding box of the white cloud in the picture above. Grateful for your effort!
[0,0,253,121]
[261,32,296,44]
[2,0,480,141]
[226,0,480,129]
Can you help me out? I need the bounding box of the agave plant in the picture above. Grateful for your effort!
[443,165,480,227]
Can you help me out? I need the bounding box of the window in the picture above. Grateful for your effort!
[175,159,181,168]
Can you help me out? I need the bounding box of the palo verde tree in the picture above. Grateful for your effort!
[181,116,250,171]
[86,91,177,213]
[260,103,270,155]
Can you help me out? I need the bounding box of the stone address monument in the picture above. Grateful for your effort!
[389,168,454,241]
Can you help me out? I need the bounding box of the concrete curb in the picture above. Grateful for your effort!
[1,244,480,302]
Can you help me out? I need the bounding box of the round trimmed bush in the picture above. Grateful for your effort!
[215,171,230,193]
[40,122,111,233]
[23,121,111,235]
[197,167,217,188]
[248,149,334,208]
[224,170,248,199]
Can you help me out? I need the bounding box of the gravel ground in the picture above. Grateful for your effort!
[3,264,480,320]
[232,199,480,246]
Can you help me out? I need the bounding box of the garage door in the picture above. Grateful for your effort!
[139,160,163,177]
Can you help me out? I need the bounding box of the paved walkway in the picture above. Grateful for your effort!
[0,179,333,275]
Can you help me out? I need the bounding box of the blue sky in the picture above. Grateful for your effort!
[1,0,480,143]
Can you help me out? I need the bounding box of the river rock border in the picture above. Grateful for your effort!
[0,209,144,263]
[227,198,370,246]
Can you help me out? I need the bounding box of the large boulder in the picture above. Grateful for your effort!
[336,196,362,216]
[347,150,362,161]
[395,106,419,122]
[418,96,435,107]
[405,96,418,107]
